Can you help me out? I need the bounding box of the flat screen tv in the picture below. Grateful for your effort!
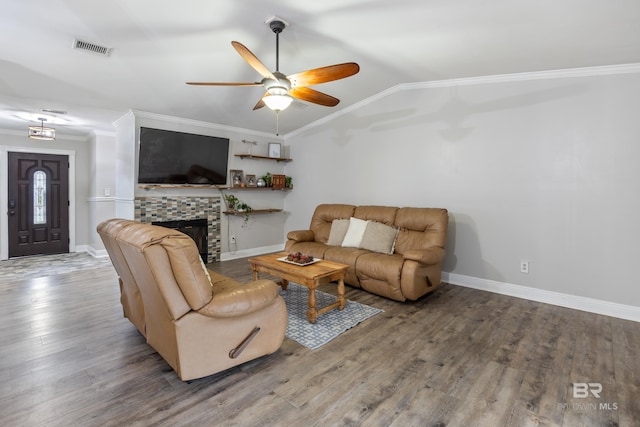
[138,127,229,185]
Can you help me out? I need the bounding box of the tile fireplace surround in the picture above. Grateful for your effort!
[134,196,221,263]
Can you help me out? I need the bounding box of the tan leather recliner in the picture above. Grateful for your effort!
[98,219,287,381]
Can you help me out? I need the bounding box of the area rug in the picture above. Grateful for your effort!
[279,282,383,350]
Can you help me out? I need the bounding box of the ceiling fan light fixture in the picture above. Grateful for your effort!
[263,87,293,111]
[28,118,56,141]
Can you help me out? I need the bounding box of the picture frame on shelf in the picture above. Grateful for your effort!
[245,174,257,187]
[268,142,281,158]
[230,169,244,187]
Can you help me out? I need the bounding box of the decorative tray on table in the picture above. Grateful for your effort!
[278,252,321,266]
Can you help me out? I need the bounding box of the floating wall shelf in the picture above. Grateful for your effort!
[235,154,292,162]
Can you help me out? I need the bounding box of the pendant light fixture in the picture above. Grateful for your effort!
[28,118,56,141]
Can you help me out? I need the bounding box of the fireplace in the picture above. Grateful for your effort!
[134,196,221,263]
[152,219,208,263]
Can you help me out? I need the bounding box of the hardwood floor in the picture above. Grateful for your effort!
[1,256,638,426]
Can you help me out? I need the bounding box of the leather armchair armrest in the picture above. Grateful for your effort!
[403,247,446,266]
[287,230,314,242]
[197,280,280,318]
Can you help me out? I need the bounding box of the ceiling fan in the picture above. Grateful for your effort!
[186,19,360,113]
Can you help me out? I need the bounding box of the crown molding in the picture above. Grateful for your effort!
[285,62,640,139]
[131,110,284,140]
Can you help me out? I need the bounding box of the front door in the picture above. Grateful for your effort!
[7,152,70,257]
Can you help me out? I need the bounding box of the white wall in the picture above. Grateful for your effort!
[87,131,117,255]
[283,65,640,314]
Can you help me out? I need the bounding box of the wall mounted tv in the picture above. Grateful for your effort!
[138,127,229,185]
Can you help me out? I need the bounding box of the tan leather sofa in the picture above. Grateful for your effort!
[98,219,287,381]
[285,204,448,301]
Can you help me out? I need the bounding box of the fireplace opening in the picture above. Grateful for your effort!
[152,219,208,263]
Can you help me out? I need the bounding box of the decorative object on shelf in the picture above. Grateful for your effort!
[230,169,244,187]
[245,174,257,187]
[268,142,281,158]
[236,202,252,213]
[242,139,257,155]
[285,176,293,188]
[236,202,253,224]
[262,172,272,187]
[257,178,266,187]
[272,174,286,189]
[224,194,239,210]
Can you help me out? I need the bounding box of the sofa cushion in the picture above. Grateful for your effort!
[309,204,356,243]
[353,205,398,225]
[198,280,279,318]
[323,246,369,286]
[161,234,214,310]
[393,208,449,254]
[327,219,350,246]
[356,252,405,301]
[360,221,399,254]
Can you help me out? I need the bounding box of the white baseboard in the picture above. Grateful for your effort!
[84,245,109,258]
[443,272,640,323]
[221,244,284,261]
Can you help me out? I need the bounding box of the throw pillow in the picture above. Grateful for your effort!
[327,219,350,245]
[360,221,399,254]
[341,217,369,247]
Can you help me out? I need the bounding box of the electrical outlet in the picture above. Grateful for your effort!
[230,235,236,244]
[520,260,529,274]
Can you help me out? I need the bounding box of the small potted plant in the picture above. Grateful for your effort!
[262,172,272,187]
[236,202,253,224]
[224,194,239,211]
[285,176,293,189]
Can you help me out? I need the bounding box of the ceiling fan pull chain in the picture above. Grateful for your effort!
[275,112,280,136]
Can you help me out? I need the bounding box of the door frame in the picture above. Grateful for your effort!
[1,145,76,260]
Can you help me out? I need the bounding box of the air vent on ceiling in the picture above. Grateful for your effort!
[41,109,67,115]
[72,38,112,56]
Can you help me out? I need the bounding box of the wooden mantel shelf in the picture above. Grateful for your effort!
[139,184,224,189]
[223,209,283,216]
[219,186,291,191]
[234,154,292,162]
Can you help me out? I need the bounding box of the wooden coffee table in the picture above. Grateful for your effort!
[248,252,348,323]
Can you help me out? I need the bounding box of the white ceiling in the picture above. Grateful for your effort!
[2,0,640,138]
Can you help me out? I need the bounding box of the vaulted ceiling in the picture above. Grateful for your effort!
[2,0,640,138]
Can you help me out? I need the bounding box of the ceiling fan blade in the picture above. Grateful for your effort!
[231,41,276,80]
[288,62,360,88]
[289,87,340,107]
[253,97,266,110]
[186,82,261,86]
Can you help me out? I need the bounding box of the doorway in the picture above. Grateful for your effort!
[7,152,70,257]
